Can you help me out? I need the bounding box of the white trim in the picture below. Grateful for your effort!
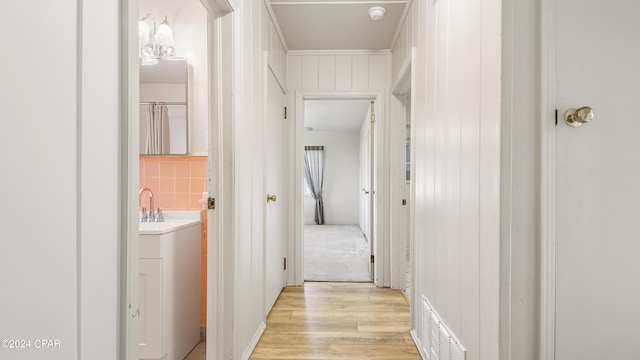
[391,58,412,95]
[267,63,287,95]
[199,0,237,14]
[540,0,557,358]
[287,49,392,56]
[410,329,427,359]
[263,0,289,52]
[206,7,236,360]
[271,0,408,5]
[389,0,413,53]
[123,0,140,358]
[239,322,267,360]
[389,57,412,291]
[293,90,385,286]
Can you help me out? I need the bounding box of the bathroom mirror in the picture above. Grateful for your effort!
[139,58,188,155]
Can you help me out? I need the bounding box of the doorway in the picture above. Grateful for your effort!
[293,92,383,285]
[390,58,413,300]
[126,0,224,359]
[301,99,373,282]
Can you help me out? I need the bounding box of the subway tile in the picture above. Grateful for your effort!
[159,162,175,178]
[158,194,174,209]
[190,161,207,178]
[159,177,175,193]
[175,162,190,177]
[175,178,190,193]
[175,193,189,209]
[144,160,160,177]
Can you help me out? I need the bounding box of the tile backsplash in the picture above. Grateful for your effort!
[140,156,207,210]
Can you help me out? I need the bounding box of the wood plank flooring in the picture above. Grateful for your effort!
[250,282,421,359]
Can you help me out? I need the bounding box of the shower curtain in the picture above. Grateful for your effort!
[304,146,325,225]
[145,103,170,154]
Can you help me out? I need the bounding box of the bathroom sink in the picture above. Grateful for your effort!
[139,219,201,235]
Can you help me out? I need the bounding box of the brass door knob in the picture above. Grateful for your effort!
[565,106,594,127]
[267,194,277,202]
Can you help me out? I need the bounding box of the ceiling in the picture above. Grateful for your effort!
[270,0,408,50]
[304,99,371,132]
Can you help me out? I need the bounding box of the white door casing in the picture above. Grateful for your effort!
[265,68,287,314]
[553,1,640,358]
[293,91,385,286]
[368,101,376,281]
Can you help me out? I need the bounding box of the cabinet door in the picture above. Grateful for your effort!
[138,259,163,359]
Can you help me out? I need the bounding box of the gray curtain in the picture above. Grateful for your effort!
[304,146,325,225]
[145,103,170,154]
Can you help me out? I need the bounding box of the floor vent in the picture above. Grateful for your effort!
[421,295,466,360]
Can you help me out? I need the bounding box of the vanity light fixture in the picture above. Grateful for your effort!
[139,14,176,58]
[368,6,386,21]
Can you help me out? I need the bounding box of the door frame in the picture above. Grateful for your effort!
[389,52,415,293]
[540,0,557,358]
[293,90,386,286]
[121,0,236,359]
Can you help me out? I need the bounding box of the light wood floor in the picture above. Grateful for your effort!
[250,282,421,359]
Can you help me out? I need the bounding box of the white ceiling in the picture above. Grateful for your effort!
[270,0,408,50]
[304,99,371,132]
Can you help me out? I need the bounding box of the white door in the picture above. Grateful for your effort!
[265,71,287,314]
[555,1,640,358]
[367,102,375,280]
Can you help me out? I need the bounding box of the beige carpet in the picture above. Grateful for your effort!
[304,225,371,282]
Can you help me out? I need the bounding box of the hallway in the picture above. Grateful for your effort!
[250,282,420,359]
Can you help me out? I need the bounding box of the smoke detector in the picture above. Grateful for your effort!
[368,6,386,21]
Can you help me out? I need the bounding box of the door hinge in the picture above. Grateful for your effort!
[371,255,375,263]
[208,197,216,210]
[402,199,407,205]
[283,257,287,270]
[284,106,287,119]
[555,109,558,126]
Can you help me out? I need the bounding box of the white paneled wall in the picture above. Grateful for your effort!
[262,2,287,86]
[288,52,389,92]
[231,0,289,358]
[391,0,501,359]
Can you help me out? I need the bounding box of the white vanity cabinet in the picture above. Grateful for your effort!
[138,220,201,360]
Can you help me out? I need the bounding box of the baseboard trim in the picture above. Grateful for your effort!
[240,321,266,360]
[410,329,426,359]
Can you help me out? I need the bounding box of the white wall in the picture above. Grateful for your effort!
[139,0,209,155]
[303,131,360,225]
[391,0,502,359]
[0,1,122,360]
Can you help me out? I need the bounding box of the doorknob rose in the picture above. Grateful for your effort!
[267,194,277,202]
[565,106,594,127]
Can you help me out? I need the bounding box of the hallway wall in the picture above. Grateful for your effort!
[230,0,288,358]
[0,1,122,359]
[392,0,501,359]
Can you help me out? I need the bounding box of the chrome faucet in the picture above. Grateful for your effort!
[139,187,155,222]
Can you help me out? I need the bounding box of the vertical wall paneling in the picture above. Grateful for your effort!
[391,0,502,358]
[318,56,336,89]
[302,56,319,90]
[369,55,387,90]
[335,55,353,90]
[352,55,370,89]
